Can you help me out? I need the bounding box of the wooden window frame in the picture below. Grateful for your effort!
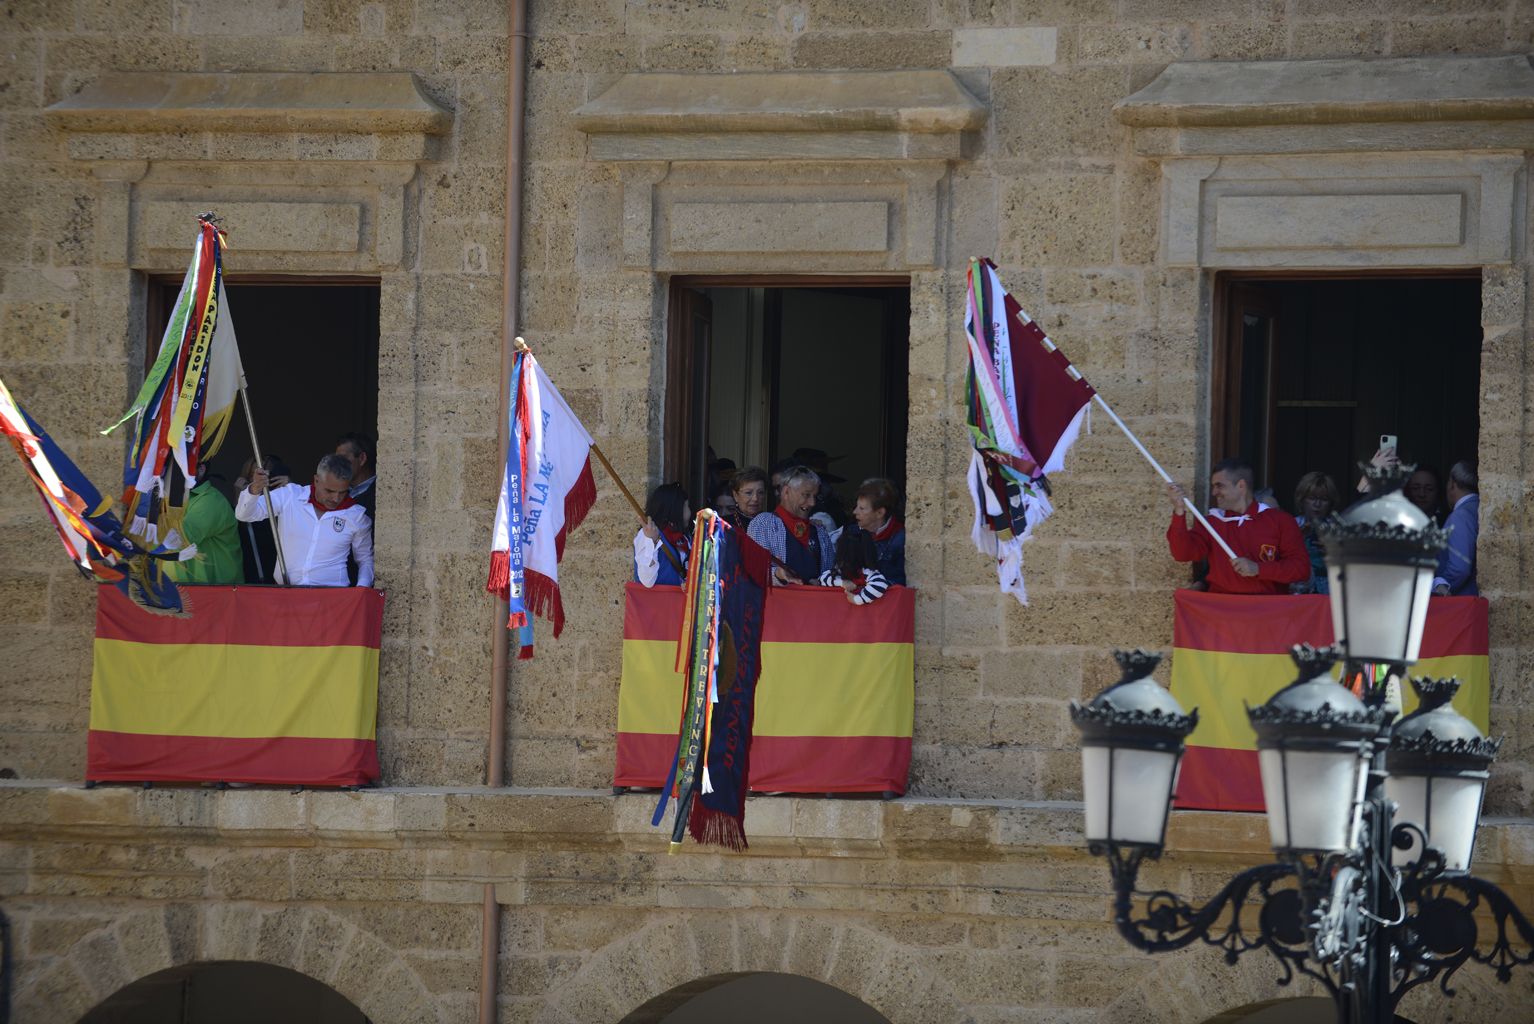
[665,275,911,491]
[1210,268,1481,484]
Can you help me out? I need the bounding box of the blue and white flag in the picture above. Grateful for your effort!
[486,348,596,659]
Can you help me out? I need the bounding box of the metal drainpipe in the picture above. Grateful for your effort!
[482,1,529,1021]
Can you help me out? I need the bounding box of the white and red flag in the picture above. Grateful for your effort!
[965,257,1096,603]
[486,346,597,659]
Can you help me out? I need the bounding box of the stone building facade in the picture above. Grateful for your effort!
[2,1,1534,1021]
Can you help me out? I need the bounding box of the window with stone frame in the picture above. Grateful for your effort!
[1213,273,1481,515]
[665,277,909,524]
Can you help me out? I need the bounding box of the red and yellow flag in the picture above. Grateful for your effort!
[617,583,914,795]
[89,585,384,786]
[1172,591,1489,811]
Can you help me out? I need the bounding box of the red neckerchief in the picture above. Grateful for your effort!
[775,506,813,548]
[872,516,902,543]
[660,524,690,553]
[308,487,357,516]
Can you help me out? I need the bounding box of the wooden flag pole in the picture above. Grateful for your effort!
[236,373,292,585]
[1089,393,1240,563]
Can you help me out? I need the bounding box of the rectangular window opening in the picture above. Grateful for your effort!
[146,275,381,515]
[666,278,910,525]
[1213,272,1481,518]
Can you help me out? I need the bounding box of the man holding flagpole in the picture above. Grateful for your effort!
[1166,458,1309,596]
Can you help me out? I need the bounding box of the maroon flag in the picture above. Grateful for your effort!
[965,258,1096,602]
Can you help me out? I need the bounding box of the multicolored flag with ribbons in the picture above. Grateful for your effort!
[486,345,597,659]
[104,214,242,538]
[1,377,187,614]
[653,511,772,851]
[964,257,1097,603]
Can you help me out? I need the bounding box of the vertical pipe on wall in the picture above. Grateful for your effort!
[489,0,529,793]
[483,3,528,1022]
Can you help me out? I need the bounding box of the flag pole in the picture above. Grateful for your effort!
[1089,393,1240,562]
[235,376,292,584]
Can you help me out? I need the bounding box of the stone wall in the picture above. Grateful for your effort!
[0,0,1529,837]
[5,784,1533,1023]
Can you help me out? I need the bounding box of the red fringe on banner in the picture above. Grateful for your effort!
[689,802,747,852]
[554,458,596,559]
[486,549,509,595]
[522,568,565,637]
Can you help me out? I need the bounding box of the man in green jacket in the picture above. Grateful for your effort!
[167,472,244,585]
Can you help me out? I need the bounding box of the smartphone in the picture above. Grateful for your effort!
[1380,434,1397,451]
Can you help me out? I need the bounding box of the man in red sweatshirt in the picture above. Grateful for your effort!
[1166,458,1310,595]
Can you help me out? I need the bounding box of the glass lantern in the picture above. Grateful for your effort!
[1071,650,1199,852]
[1247,646,1392,854]
[1317,464,1448,669]
[1386,677,1502,872]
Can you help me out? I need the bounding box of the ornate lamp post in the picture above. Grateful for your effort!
[1071,467,1534,1023]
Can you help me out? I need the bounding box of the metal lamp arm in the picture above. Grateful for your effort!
[1099,844,1338,995]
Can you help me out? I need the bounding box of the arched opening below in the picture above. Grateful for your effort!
[1199,997,1418,1023]
[620,971,891,1024]
[78,961,369,1024]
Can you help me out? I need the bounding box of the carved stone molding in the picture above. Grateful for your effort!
[45,72,451,272]
[1117,57,1534,268]
[576,71,981,272]
[573,70,983,162]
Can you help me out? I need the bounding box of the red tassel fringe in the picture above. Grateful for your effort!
[688,803,748,851]
[521,568,565,637]
[553,457,597,561]
[486,549,509,597]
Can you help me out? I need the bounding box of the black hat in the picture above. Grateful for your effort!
[788,447,846,483]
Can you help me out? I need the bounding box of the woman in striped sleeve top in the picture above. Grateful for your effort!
[818,527,889,605]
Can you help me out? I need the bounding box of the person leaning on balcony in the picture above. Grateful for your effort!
[748,465,834,586]
[1432,460,1479,597]
[1290,470,1342,595]
[165,465,244,585]
[850,476,906,586]
[236,452,374,587]
[817,526,889,606]
[1165,457,1309,596]
[633,482,691,588]
[725,465,769,533]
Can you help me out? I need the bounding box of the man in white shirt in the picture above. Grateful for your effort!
[236,453,374,587]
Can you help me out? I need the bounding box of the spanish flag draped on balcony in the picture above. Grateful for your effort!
[1171,591,1490,812]
[486,344,596,659]
[103,215,242,538]
[964,258,1096,604]
[0,377,186,614]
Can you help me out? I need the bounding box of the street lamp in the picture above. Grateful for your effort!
[1072,466,1534,1023]
[1247,646,1389,855]
[1386,676,1501,872]
[1073,649,1198,853]
[1316,464,1447,673]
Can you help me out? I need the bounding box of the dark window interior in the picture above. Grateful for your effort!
[148,280,380,506]
[667,281,910,516]
[1216,276,1481,515]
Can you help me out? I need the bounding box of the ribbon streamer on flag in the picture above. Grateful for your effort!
[653,510,771,851]
[486,343,597,659]
[1,377,188,615]
[964,257,1096,604]
[104,215,243,540]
